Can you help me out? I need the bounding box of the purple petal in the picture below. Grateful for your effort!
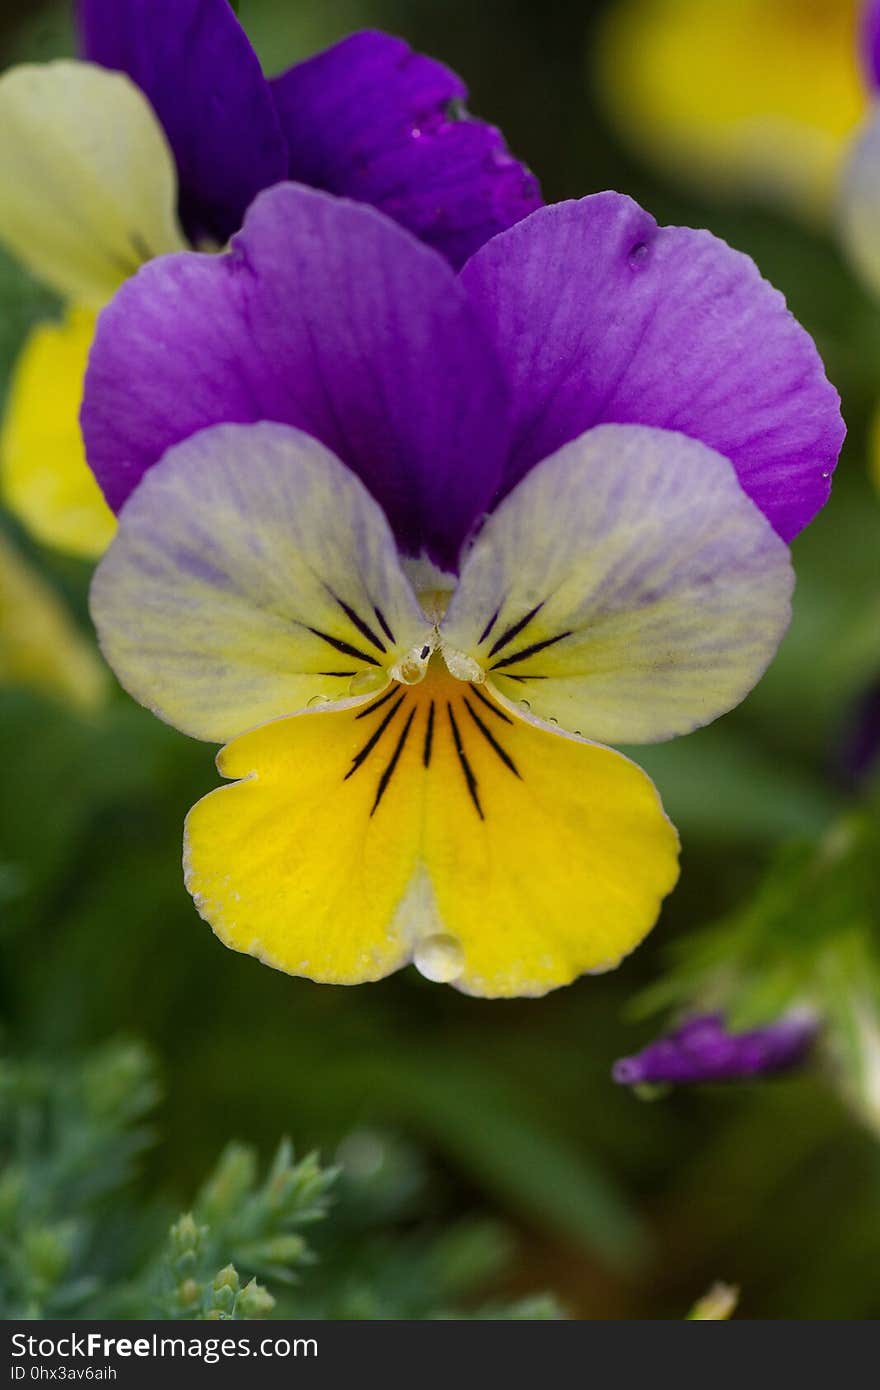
[76,0,286,245]
[460,195,845,540]
[862,0,880,88]
[270,30,543,270]
[612,1011,818,1086]
[82,183,511,570]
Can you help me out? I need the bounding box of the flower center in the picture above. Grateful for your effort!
[345,659,520,824]
[389,637,486,688]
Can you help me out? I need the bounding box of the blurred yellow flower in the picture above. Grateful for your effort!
[596,0,867,222]
[1,306,115,559]
[0,61,187,560]
[0,530,107,711]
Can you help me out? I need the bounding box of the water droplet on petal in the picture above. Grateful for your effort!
[519,698,531,711]
[483,146,515,172]
[414,933,465,984]
[390,639,432,686]
[349,669,387,697]
[441,642,483,683]
[307,694,328,708]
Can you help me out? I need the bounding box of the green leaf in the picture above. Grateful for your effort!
[366,1054,647,1272]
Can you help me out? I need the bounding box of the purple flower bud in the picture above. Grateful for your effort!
[612,1011,818,1087]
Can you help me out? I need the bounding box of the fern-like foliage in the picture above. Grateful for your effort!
[0,1043,563,1320]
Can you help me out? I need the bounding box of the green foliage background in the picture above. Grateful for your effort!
[2,0,880,1318]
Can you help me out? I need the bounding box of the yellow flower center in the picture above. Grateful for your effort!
[346,655,517,824]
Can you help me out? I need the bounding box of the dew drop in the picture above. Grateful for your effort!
[397,658,424,684]
[483,146,515,172]
[628,241,649,270]
[307,694,328,708]
[391,640,432,686]
[414,933,465,984]
[442,643,483,683]
[519,698,531,711]
[349,668,387,697]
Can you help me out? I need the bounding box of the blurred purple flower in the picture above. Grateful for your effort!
[76,0,542,261]
[862,0,880,87]
[613,1011,818,1086]
[838,678,880,788]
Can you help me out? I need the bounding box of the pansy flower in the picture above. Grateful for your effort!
[612,1012,819,1087]
[82,184,843,996]
[0,0,540,558]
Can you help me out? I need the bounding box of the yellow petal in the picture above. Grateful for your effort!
[421,683,680,997]
[184,665,679,995]
[442,425,793,746]
[0,530,107,711]
[91,422,432,743]
[596,0,865,222]
[184,693,426,985]
[0,60,186,304]
[1,308,116,559]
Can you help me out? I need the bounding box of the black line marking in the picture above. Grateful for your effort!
[307,626,381,666]
[333,596,387,653]
[499,673,549,683]
[478,606,500,644]
[463,698,521,778]
[355,687,398,720]
[371,708,416,815]
[344,694,405,780]
[423,701,435,768]
[488,602,544,657]
[470,685,513,724]
[373,606,396,644]
[447,704,484,820]
[318,670,356,677]
[491,630,573,671]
